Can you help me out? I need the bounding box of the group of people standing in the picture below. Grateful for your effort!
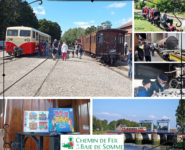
[38,40,50,57]
[38,39,83,61]
[52,39,68,61]
[142,7,175,31]
[136,40,156,62]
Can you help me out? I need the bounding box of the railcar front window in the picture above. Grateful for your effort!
[7,30,18,36]
[20,30,31,37]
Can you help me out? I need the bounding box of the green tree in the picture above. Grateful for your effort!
[84,25,103,35]
[108,120,117,130]
[39,19,62,41]
[137,0,185,12]
[176,100,185,133]
[85,26,97,35]
[61,28,85,46]
[16,2,39,29]
[0,0,39,40]
[101,21,112,29]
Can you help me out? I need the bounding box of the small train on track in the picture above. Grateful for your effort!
[81,29,126,65]
[6,26,51,57]
[121,127,147,132]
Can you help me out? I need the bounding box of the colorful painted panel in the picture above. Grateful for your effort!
[23,111,49,132]
[49,108,74,133]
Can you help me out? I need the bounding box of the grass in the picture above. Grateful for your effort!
[134,14,163,32]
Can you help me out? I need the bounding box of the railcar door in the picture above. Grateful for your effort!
[96,32,104,56]
[116,32,125,56]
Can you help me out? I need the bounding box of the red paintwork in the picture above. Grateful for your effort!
[122,129,147,132]
[6,41,39,55]
[6,42,17,54]
[69,142,74,147]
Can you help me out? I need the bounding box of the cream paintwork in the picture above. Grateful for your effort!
[6,26,51,46]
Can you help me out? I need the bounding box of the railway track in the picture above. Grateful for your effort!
[0,58,49,96]
[99,62,129,79]
[0,56,20,65]
[34,59,59,96]
[0,57,60,96]
[0,55,14,60]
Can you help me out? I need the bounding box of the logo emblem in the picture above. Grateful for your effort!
[62,136,74,149]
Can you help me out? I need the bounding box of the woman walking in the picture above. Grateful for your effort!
[62,42,68,61]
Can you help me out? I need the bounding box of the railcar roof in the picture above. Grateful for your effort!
[7,26,50,37]
[97,28,127,33]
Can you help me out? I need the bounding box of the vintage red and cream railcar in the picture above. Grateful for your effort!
[6,26,51,56]
[122,127,147,132]
[81,29,126,64]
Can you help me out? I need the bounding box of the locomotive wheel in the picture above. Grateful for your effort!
[169,79,179,89]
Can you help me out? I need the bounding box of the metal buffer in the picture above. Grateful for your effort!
[139,120,154,132]
[156,119,170,132]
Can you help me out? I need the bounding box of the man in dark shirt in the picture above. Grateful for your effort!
[148,73,168,96]
[161,9,173,28]
[144,42,151,62]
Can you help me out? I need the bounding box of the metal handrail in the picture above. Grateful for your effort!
[28,0,43,5]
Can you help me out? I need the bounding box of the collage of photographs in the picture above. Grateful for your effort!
[0,0,185,150]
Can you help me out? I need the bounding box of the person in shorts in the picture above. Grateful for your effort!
[52,39,58,60]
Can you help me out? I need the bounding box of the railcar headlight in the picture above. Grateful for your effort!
[24,38,30,42]
[7,38,13,41]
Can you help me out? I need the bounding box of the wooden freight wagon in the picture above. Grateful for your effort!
[82,34,91,53]
[82,29,126,64]
[0,99,90,150]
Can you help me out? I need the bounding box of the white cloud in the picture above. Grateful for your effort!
[73,20,95,29]
[33,6,46,16]
[107,2,126,8]
[96,112,122,117]
[111,11,115,15]
[162,116,170,119]
[148,115,156,119]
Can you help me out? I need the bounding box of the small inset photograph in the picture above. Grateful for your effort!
[134,63,185,97]
[134,33,185,62]
[134,0,185,32]
[0,99,90,150]
[93,99,185,150]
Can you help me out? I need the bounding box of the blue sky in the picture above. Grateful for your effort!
[26,0,132,34]
[93,99,179,129]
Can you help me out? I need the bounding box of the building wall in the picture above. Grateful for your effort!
[116,125,122,131]
[119,25,132,51]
